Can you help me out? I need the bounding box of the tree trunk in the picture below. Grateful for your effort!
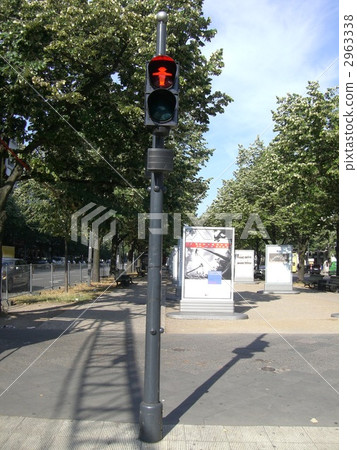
[0,156,24,309]
[297,240,308,282]
[255,238,261,268]
[92,246,100,282]
[110,231,128,275]
[64,239,69,292]
[335,222,339,277]
[0,211,5,310]
[110,234,119,275]
[127,241,135,273]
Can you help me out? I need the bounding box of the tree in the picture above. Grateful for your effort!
[206,137,271,260]
[207,82,339,281]
[268,82,339,280]
[14,179,80,291]
[1,0,232,270]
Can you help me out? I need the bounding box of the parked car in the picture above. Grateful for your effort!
[33,257,50,265]
[310,264,321,274]
[306,264,321,274]
[2,258,30,292]
[52,257,65,265]
[32,258,51,270]
[254,265,265,280]
[304,264,321,274]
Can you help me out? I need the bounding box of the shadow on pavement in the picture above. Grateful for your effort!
[52,308,143,422]
[0,288,146,448]
[163,333,269,427]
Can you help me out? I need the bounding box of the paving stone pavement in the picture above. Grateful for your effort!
[0,415,339,449]
[0,278,340,449]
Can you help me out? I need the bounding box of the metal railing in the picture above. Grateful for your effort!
[1,262,111,300]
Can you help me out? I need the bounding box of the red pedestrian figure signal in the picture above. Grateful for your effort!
[145,54,179,127]
[152,66,173,88]
[148,55,176,89]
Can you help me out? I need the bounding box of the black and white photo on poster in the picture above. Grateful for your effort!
[183,227,233,280]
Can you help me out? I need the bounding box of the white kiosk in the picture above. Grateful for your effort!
[180,226,235,313]
[167,227,248,319]
[264,244,296,293]
[234,250,255,283]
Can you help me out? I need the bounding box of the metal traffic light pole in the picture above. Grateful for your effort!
[139,11,169,443]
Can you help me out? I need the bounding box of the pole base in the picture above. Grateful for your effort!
[139,401,163,443]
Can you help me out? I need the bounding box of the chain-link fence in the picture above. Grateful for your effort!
[1,262,111,302]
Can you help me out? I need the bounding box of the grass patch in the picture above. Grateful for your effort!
[10,280,116,306]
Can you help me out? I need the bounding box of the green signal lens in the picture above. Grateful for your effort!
[148,90,176,123]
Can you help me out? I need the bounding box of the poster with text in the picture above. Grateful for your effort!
[234,250,254,282]
[265,244,292,287]
[182,227,234,300]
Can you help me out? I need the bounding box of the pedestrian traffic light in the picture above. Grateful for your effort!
[145,55,179,128]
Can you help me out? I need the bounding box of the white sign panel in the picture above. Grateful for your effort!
[169,245,179,282]
[181,227,234,312]
[265,244,293,292]
[234,250,254,282]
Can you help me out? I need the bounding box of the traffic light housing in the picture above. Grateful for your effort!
[145,55,179,128]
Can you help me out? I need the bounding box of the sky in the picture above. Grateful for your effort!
[197,0,339,215]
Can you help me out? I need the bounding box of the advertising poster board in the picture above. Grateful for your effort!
[234,250,254,282]
[181,227,235,313]
[169,245,179,283]
[264,244,293,292]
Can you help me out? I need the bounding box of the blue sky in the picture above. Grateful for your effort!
[197,0,339,215]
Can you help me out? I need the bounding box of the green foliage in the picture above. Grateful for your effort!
[207,82,339,262]
[14,180,74,239]
[0,0,232,251]
[268,82,339,239]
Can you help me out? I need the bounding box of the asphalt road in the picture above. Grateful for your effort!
[0,291,338,428]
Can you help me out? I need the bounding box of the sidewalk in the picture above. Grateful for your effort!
[0,415,339,449]
[0,278,339,449]
[163,280,339,334]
